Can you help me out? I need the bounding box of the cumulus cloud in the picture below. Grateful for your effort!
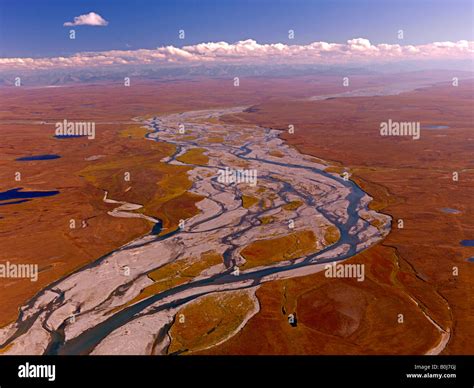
[1,38,472,71]
[63,12,109,27]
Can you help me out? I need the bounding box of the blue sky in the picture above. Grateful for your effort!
[0,0,473,57]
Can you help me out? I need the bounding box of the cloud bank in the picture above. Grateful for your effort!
[63,12,109,27]
[1,38,472,71]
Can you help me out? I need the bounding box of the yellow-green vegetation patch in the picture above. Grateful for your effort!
[370,218,383,229]
[112,251,223,311]
[194,116,222,125]
[148,250,222,282]
[324,225,340,245]
[282,200,303,211]
[79,146,176,192]
[360,212,384,230]
[240,230,317,269]
[79,142,203,235]
[179,135,197,141]
[157,190,204,232]
[119,125,149,139]
[242,195,259,209]
[168,290,256,354]
[206,136,224,143]
[259,215,275,225]
[176,148,209,165]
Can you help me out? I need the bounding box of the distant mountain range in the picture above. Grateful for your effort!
[0,61,472,87]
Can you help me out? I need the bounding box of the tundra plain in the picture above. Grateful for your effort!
[0,75,472,354]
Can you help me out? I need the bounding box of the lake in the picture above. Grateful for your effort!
[16,154,61,161]
[441,208,461,214]
[0,188,60,202]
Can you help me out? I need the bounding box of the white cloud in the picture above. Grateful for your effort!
[1,38,472,71]
[63,12,109,27]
